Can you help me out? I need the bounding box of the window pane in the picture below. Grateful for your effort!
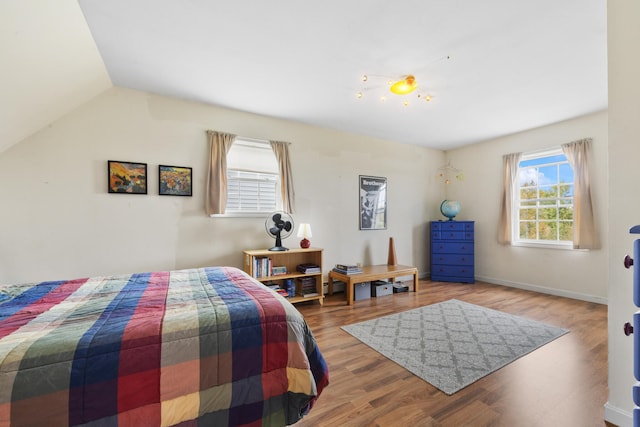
[519,222,536,239]
[539,222,557,240]
[559,163,574,183]
[520,187,537,200]
[559,222,573,241]
[519,208,536,220]
[560,183,573,197]
[539,184,557,198]
[538,165,558,184]
[559,207,573,220]
[519,168,539,187]
[539,207,557,219]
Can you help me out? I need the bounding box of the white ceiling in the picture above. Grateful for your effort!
[45,1,612,151]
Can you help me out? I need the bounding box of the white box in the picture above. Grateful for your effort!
[372,282,393,297]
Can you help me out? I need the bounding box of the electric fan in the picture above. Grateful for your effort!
[265,211,294,251]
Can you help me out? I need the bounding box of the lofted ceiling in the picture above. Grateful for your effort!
[3,1,607,153]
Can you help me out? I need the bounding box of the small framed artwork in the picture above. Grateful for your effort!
[159,165,192,196]
[108,160,147,194]
[359,175,387,230]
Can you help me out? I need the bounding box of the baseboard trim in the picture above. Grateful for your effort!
[473,275,608,305]
[604,402,632,427]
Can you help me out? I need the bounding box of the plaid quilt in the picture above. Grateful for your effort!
[0,266,329,427]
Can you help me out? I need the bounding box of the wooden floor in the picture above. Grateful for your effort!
[294,279,611,427]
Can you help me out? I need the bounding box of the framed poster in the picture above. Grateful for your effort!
[159,165,192,196]
[359,175,387,230]
[108,160,147,194]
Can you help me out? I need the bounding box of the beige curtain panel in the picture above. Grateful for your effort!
[270,140,296,214]
[562,138,600,249]
[205,130,236,216]
[498,152,522,244]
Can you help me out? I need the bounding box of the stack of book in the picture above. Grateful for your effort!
[253,256,272,278]
[297,277,319,297]
[296,263,321,273]
[333,263,362,275]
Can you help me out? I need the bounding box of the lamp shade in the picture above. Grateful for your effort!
[297,223,312,238]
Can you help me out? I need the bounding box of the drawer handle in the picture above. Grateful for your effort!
[624,322,634,336]
[624,255,634,269]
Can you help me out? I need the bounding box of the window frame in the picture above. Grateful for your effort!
[211,138,282,218]
[511,147,574,249]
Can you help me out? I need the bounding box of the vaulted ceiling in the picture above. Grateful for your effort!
[2,0,607,154]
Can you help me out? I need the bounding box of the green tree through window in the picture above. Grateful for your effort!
[517,152,573,243]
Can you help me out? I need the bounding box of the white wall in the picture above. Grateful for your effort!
[605,1,640,425]
[0,0,111,153]
[0,87,444,284]
[446,111,609,303]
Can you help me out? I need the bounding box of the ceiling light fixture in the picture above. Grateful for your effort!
[357,73,434,106]
[390,75,417,95]
[356,55,450,106]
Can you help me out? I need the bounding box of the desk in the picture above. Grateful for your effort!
[327,264,419,305]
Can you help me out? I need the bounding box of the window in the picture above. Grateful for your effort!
[514,148,574,246]
[224,138,281,215]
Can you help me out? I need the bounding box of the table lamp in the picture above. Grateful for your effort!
[297,223,312,248]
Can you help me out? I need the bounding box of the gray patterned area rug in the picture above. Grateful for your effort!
[341,299,568,395]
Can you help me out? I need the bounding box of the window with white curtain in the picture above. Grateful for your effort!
[224,138,281,215]
[513,147,574,247]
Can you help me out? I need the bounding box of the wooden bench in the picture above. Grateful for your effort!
[327,264,419,305]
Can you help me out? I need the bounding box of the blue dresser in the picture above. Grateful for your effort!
[430,220,475,283]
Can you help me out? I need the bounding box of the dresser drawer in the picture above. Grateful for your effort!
[431,264,474,278]
[437,231,473,240]
[432,241,474,254]
[431,253,473,265]
[438,221,474,232]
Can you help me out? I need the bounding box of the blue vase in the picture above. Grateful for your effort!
[440,200,461,221]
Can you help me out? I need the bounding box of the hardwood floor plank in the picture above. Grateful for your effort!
[295,280,612,427]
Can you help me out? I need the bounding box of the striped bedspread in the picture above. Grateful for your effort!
[0,266,329,426]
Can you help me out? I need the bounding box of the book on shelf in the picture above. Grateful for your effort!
[335,263,359,271]
[333,263,362,275]
[253,256,272,278]
[296,276,317,296]
[298,292,320,298]
[271,266,287,276]
[296,263,321,273]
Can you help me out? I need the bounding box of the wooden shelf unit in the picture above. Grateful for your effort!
[243,247,324,305]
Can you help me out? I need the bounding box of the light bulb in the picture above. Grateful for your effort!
[362,74,368,82]
[357,92,363,99]
[390,75,418,95]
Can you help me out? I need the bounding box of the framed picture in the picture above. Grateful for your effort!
[359,175,387,230]
[159,165,192,196]
[108,160,147,194]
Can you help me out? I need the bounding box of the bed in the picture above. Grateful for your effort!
[0,266,329,427]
